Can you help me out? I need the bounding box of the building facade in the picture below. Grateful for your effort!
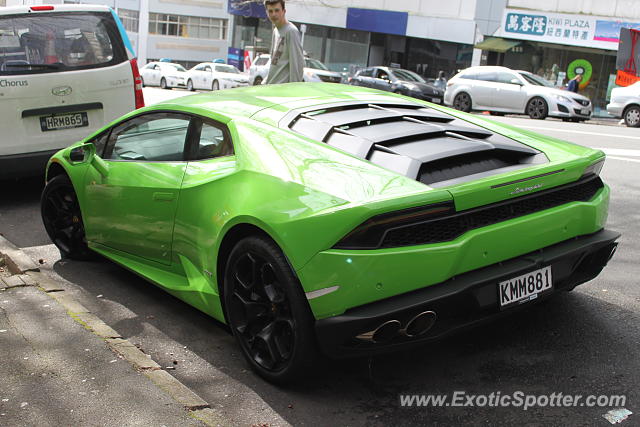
[480,0,640,116]
[230,0,508,80]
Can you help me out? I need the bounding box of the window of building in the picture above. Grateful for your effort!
[148,13,227,40]
[118,9,139,33]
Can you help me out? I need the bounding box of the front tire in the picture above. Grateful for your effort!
[526,97,548,119]
[41,175,93,260]
[624,105,640,127]
[187,79,194,91]
[212,80,219,91]
[160,77,170,90]
[223,236,317,384]
[253,76,263,86]
[453,92,472,112]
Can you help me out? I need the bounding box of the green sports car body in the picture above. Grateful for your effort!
[42,83,619,382]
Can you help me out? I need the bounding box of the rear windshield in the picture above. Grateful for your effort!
[0,11,126,75]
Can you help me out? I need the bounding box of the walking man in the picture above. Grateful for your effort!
[264,0,304,84]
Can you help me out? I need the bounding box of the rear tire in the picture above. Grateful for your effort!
[623,105,640,127]
[212,80,219,91]
[223,236,317,384]
[526,97,548,120]
[453,92,472,112]
[187,79,194,91]
[41,175,94,260]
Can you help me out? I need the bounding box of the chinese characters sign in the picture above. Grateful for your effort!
[500,9,640,50]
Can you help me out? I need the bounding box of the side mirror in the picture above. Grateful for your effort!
[64,142,109,177]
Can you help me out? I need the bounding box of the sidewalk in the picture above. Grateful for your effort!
[0,237,229,426]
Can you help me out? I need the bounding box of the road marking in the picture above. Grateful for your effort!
[595,148,640,157]
[517,126,640,140]
[607,155,640,163]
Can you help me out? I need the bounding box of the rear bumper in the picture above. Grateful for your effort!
[315,229,620,358]
[0,149,56,179]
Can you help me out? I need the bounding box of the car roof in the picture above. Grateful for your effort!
[151,82,421,124]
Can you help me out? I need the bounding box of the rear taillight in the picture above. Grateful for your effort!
[129,58,145,109]
[30,5,54,11]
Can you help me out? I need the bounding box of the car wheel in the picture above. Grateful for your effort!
[140,77,145,88]
[253,76,262,86]
[212,80,219,91]
[41,175,94,260]
[526,97,548,120]
[623,105,640,127]
[453,92,472,112]
[223,236,317,384]
[187,79,194,91]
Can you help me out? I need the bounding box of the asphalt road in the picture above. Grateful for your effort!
[1,89,638,425]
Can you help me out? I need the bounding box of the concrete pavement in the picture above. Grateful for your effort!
[0,235,287,426]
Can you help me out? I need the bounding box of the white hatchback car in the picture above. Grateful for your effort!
[249,54,342,85]
[606,81,640,127]
[185,62,249,91]
[140,61,187,89]
[444,66,592,121]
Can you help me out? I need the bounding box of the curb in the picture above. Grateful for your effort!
[0,239,227,426]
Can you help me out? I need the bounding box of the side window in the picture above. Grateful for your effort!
[103,113,191,161]
[358,68,373,77]
[193,119,233,160]
[376,69,389,80]
[91,130,110,157]
[475,71,497,82]
[205,66,212,72]
[497,72,519,84]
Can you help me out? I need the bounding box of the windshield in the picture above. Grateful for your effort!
[305,58,329,71]
[390,69,426,83]
[215,64,239,74]
[0,11,124,75]
[166,63,186,72]
[519,72,555,87]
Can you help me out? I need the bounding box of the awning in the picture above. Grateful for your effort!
[474,38,521,53]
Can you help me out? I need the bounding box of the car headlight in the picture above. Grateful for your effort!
[553,94,570,103]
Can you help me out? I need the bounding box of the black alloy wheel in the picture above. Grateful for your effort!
[526,97,548,120]
[624,105,640,127]
[41,175,94,260]
[224,236,317,383]
[187,79,194,91]
[453,92,472,112]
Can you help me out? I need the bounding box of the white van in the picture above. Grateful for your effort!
[0,4,144,178]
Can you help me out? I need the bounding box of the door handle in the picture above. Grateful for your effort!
[153,192,175,201]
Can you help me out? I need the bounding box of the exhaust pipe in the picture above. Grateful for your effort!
[356,320,402,343]
[402,311,437,337]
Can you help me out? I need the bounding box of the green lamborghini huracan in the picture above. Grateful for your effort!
[41,83,619,383]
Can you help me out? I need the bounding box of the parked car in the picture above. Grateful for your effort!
[445,66,592,121]
[607,81,640,127]
[248,54,342,85]
[140,61,187,89]
[41,82,618,384]
[349,66,444,104]
[186,62,249,91]
[0,3,144,179]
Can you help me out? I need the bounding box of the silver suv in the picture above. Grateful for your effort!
[444,66,592,121]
